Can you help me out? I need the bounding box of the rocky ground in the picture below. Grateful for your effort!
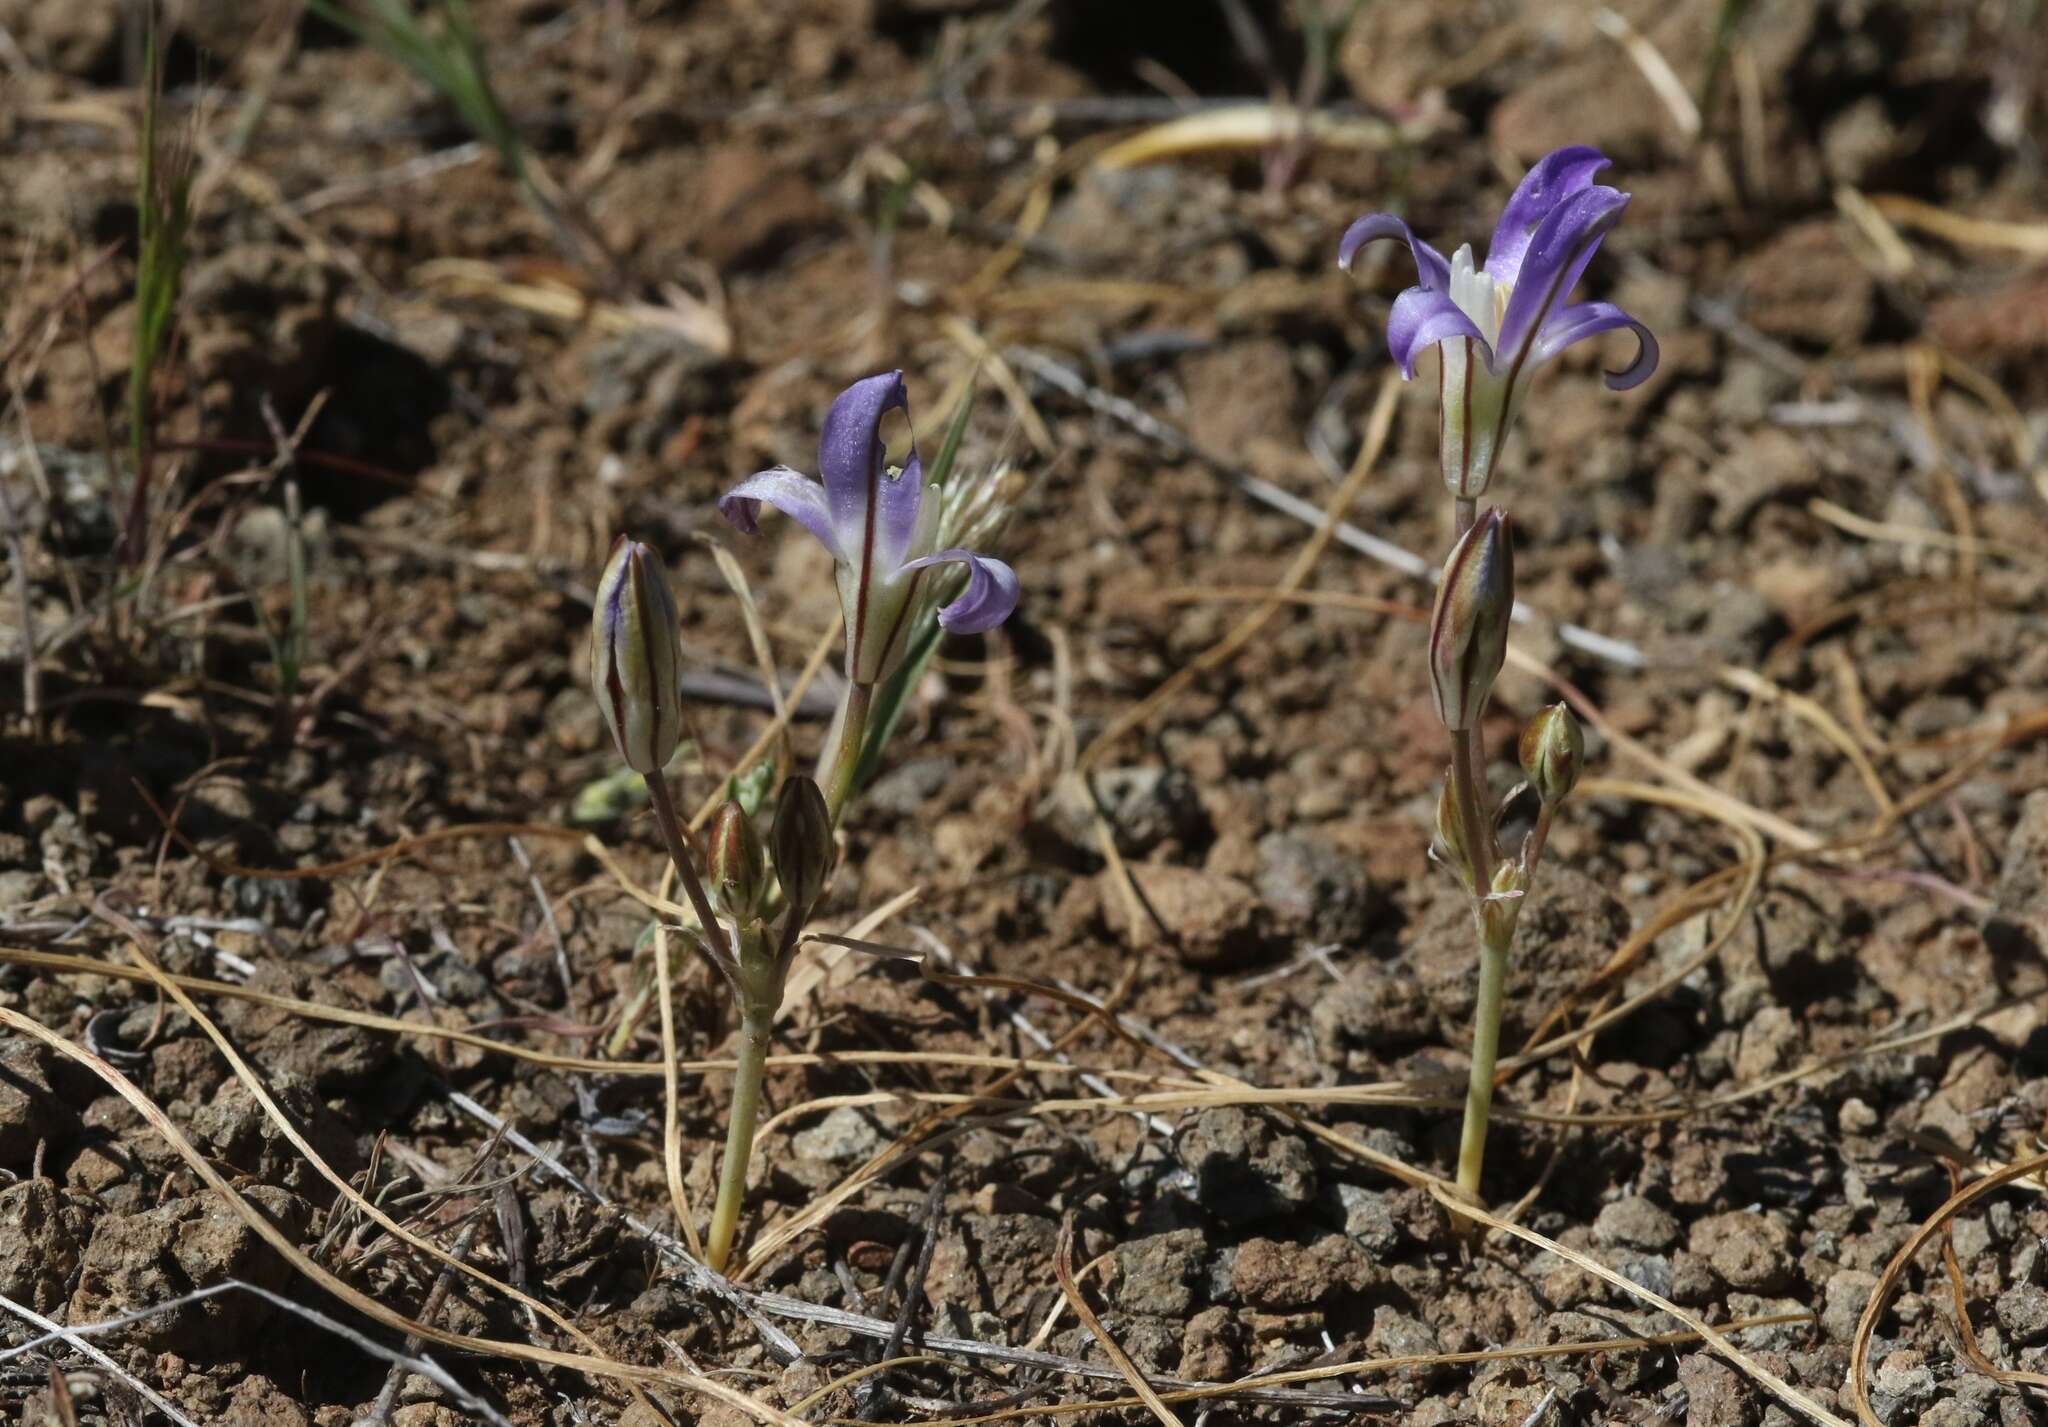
[1,1,2047,1424]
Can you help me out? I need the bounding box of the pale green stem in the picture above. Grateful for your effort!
[644,774,730,964]
[1456,912,1513,1201]
[704,995,774,1274]
[1447,725,1493,886]
[819,679,873,825]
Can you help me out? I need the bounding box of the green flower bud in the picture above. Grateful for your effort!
[771,775,833,921]
[1427,509,1514,733]
[591,535,684,775]
[1519,702,1583,806]
[707,800,765,920]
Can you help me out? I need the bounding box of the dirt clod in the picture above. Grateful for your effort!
[1689,1210,1800,1296]
[67,1187,313,1356]
[1230,1233,1381,1309]
[1594,1194,1681,1253]
[1177,1107,1317,1226]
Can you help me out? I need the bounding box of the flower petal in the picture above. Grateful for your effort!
[818,370,911,543]
[899,548,1020,634]
[874,450,927,571]
[1530,301,1660,389]
[1493,185,1630,367]
[1337,213,1452,291]
[1386,285,1494,379]
[817,370,930,579]
[1484,146,1610,286]
[718,467,842,558]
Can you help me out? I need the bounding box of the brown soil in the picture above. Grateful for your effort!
[3,3,2048,1425]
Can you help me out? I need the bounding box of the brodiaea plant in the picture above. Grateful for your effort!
[590,373,1019,1272]
[1340,147,1658,1209]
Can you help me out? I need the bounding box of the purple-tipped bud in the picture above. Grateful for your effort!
[1427,509,1514,733]
[772,775,833,921]
[708,800,765,919]
[591,535,684,775]
[1519,702,1583,805]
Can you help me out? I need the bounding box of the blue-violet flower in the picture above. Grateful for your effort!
[1339,145,1659,500]
[719,371,1020,685]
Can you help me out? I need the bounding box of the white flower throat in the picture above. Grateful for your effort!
[1447,244,1510,348]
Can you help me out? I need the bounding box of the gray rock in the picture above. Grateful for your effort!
[864,757,955,818]
[1368,1306,1444,1385]
[1676,1352,1757,1427]
[67,1187,312,1355]
[791,1107,884,1165]
[0,1036,80,1172]
[1050,765,1209,857]
[1254,832,1380,942]
[1312,957,1436,1064]
[1871,1350,1935,1410]
[1549,1310,1655,1389]
[1995,1283,2048,1344]
[1328,1183,1403,1256]
[1690,1210,1798,1295]
[0,1179,85,1313]
[1595,1195,1681,1252]
[1114,1230,1206,1317]
[1619,1253,1675,1298]
[1178,1107,1317,1225]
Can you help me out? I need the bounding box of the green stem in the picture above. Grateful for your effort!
[1447,723,1493,885]
[705,999,774,1273]
[1456,913,1513,1203]
[644,773,731,964]
[819,680,873,825]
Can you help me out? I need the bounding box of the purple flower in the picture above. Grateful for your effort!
[719,372,1019,684]
[1339,145,1659,499]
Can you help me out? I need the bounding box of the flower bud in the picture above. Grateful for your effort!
[707,800,765,920]
[772,775,833,920]
[1427,509,1514,732]
[591,535,684,774]
[1519,703,1583,806]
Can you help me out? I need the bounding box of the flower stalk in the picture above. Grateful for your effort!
[1342,146,1653,1216]
[704,925,776,1275]
[1456,913,1514,1196]
[590,530,848,1272]
[818,677,873,824]
[590,373,1018,1271]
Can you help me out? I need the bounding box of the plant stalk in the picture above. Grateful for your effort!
[705,997,774,1273]
[819,679,874,824]
[1455,914,1514,1202]
[643,774,731,964]
[1446,725,1493,884]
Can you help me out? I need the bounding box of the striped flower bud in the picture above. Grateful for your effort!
[772,775,833,921]
[707,800,765,920]
[1519,702,1583,806]
[1427,509,1514,732]
[590,535,683,775]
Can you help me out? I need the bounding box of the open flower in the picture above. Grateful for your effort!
[719,371,1019,685]
[1339,145,1658,499]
